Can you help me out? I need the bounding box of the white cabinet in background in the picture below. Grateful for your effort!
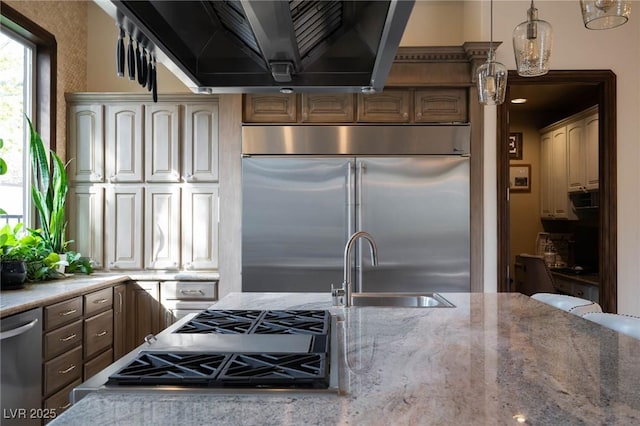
[567,107,599,193]
[182,185,219,270]
[183,103,219,182]
[105,186,143,270]
[68,104,103,183]
[67,185,104,268]
[145,104,180,183]
[539,127,576,220]
[105,104,143,183]
[145,186,181,270]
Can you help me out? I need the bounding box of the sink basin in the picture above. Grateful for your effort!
[350,292,455,308]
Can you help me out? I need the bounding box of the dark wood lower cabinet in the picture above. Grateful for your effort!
[127,281,164,349]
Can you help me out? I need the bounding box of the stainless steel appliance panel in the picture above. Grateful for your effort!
[1,308,43,425]
[357,157,470,292]
[242,157,353,292]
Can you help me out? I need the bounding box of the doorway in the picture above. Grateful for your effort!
[497,70,617,313]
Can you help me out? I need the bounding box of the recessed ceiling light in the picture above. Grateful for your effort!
[511,98,527,104]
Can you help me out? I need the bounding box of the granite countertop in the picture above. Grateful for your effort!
[0,271,220,318]
[50,292,640,425]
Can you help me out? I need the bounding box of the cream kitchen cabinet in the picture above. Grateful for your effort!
[183,103,220,182]
[67,185,104,269]
[145,104,180,182]
[145,186,181,270]
[539,127,576,220]
[68,104,104,183]
[105,185,144,270]
[567,107,599,193]
[182,185,220,270]
[67,94,220,272]
[105,103,144,183]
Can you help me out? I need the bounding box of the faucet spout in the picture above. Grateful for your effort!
[339,231,378,307]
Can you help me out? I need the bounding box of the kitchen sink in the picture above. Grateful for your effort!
[350,292,455,308]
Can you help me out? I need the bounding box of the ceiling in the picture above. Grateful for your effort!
[508,83,600,129]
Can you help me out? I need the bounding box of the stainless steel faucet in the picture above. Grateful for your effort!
[332,231,378,307]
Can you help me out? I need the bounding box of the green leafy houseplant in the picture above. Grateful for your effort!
[0,138,7,215]
[26,117,69,254]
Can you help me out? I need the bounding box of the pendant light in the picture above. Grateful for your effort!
[512,0,553,77]
[477,0,507,105]
[580,0,631,30]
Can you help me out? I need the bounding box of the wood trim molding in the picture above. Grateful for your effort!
[497,70,617,313]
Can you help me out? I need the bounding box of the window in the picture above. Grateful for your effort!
[0,4,57,229]
[0,29,35,226]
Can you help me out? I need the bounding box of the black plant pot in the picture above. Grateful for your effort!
[1,260,27,290]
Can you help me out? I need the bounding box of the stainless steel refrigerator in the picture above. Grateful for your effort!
[241,125,470,293]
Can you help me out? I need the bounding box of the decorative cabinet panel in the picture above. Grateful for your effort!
[182,185,220,270]
[105,103,143,183]
[145,186,181,270]
[414,89,467,122]
[106,186,144,269]
[540,128,576,220]
[184,103,219,182]
[357,90,410,122]
[568,109,599,192]
[67,185,104,268]
[68,104,104,182]
[301,94,354,122]
[243,94,297,122]
[113,284,129,359]
[145,104,180,182]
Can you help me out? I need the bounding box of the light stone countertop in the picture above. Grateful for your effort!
[49,292,640,425]
[0,271,220,318]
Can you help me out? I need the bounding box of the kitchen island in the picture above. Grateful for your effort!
[50,292,640,425]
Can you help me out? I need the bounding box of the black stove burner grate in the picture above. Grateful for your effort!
[108,352,328,388]
[174,310,263,334]
[108,353,230,385]
[175,309,330,335]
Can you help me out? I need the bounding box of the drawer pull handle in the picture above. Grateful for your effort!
[180,289,205,296]
[95,330,108,337]
[93,298,109,304]
[60,402,72,410]
[59,364,76,374]
[60,333,77,342]
[59,309,77,317]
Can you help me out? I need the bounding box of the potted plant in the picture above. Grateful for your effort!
[26,117,70,271]
[0,223,28,289]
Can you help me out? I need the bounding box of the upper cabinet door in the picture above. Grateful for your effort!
[105,104,143,183]
[67,185,104,269]
[182,185,219,270]
[584,113,599,190]
[243,94,297,122]
[183,103,219,182]
[566,119,585,193]
[145,104,180,182]
[68,104,104,182]
[301,94,354,122]
[105,185,143,270]
[357,91,410,122]
[145,186,181,270]
[414,89,468,123]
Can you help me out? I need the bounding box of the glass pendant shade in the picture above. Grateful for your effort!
[477,52,508,106]
[513,2,553,77]
[580,0,631,29]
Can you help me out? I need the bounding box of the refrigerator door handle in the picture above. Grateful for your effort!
[347,161,355,238]
[355,161,366,293]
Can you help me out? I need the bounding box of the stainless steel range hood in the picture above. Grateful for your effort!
[100,0,414,94]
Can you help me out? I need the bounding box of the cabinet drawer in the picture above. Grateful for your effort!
[84,348,113,379]
[44,320,83,360]
[84,309,113,359]
[84,287,113,316]
[45,297,83,330]
[44,378,82,422]
[44,346,83,396]
[162,281,217,300]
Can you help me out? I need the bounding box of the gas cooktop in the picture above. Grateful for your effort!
[104,310,333,391]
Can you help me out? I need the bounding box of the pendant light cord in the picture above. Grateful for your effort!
[489,0,494,55]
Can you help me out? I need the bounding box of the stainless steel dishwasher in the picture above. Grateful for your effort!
[1,308,42,425]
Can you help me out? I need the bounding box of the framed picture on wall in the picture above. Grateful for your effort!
[509,164,531,193]
[508,132,523,160]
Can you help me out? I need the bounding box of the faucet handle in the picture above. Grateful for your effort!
[331,284,345,306]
